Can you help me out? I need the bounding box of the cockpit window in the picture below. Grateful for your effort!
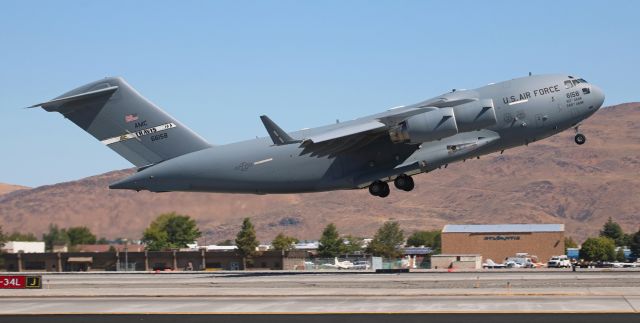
[564,80,574,89]
[572,80,580,86]
[577,78,588,83]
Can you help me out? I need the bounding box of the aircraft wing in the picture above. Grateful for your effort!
[297,107,441,157]
[260,94,477,157]
[304,120,387,144]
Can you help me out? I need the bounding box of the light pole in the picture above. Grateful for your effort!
[123,238,129,272]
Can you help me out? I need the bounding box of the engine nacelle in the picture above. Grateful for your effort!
[389,107,459,144]
[452,99,497,132]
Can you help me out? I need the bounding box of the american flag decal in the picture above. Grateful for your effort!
[125,114,139,123]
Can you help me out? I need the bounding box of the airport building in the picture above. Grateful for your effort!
[441,224,565,263]
[2,249,308,272]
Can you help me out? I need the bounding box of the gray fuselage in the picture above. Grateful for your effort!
[109,74,605,194]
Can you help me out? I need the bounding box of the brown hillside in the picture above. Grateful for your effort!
[1,103,639,243]
[0,183,29,196]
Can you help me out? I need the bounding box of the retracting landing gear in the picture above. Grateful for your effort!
[574,125,586,145]
[394,174,415,192]
[368,180,390,198]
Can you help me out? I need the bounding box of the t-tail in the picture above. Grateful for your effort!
[30,77,211,168]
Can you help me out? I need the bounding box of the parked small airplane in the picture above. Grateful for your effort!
[482,259,507,269]
[320,257,355,270]
[31,74,604,197]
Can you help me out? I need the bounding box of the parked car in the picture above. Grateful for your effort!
[547,255,571,268]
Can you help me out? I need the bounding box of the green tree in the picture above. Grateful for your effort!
[235,217,259,267]
[621,233,632,247]
[406,230,441,253]
[7,232,38,241]
[97,237,109,244]
[629,229,640,261]
[317,223,343,257]
[615,247,626,262]
[66,226,97,246]
[580,237,616,262]
[340,235,364,254]
[0,226,6,249]
[271,233,298,251]
[42,224,69,252]
[600,217,626,246]
[564,236,578,254]
[142,213,202,251]
[366,221,405,258]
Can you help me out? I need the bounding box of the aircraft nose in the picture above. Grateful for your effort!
[591,84,605,109]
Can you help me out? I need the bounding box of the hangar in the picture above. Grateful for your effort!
[441,224,564,263]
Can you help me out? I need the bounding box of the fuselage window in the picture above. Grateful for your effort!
[564,80,574,89]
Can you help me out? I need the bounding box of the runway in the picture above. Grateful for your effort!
[3,270,639,298]
[1,295,639,314]
[0,270,638,322]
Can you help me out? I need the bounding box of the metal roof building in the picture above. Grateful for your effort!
[441,223,565,264]
[442,224,564,233]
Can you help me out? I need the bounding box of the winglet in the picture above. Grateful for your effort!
[260,115,299,145]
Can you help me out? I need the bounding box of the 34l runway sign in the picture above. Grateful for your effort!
[0,275,42,289]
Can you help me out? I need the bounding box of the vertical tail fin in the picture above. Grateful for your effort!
[31,77,211,167]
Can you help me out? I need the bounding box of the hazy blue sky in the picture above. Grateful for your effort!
[1,1,638,187]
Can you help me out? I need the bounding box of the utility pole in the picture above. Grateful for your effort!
[123,238,129,272]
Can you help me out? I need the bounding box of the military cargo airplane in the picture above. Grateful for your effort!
[31,74,604,197]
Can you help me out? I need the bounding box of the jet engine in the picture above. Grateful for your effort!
[389,99,497,144]
[389,107,459,144]
[452,99,497,132]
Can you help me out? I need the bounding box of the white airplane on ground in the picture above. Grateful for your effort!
[321,257,355,270]
[482,259,506,269]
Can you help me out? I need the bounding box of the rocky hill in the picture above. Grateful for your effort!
[1,103,639,243]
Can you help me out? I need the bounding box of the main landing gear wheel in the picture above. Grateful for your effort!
[574,133,586,145]
[369,181,390,198]
[394,174,415,191]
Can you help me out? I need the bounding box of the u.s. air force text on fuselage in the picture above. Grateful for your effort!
[502,84,561,105]
[32,74,604,198]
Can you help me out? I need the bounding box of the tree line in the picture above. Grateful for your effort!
[0,224,107,251]
[3,213,637,263]
[565,217,640,262]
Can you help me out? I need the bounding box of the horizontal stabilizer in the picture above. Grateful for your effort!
[28,85,119,110]
[260,115,300,145]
